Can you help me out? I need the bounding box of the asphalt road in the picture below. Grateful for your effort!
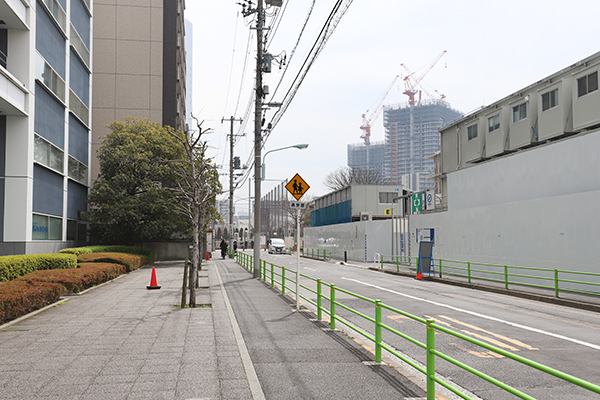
[255,251,600,400]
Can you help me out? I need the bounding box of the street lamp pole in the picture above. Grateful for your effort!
[261,144,309,181]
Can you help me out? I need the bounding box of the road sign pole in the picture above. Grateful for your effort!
[296,207,300,311]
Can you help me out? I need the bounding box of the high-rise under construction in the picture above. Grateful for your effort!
[383,100,461,190]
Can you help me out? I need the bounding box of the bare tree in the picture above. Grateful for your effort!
[166,117,221,308]
[323,166,387,191]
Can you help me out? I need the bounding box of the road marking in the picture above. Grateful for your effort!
[438,315,538,351]
[342,277,600,351]
[304,267,317,272]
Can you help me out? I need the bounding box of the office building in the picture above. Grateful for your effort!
[0,0,91,254]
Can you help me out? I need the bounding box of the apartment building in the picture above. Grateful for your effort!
[91,0,186,183]
[0,0,91,254]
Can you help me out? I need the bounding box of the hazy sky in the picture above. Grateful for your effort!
[185,0,600,206]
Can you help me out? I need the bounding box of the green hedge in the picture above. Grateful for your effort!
[77,253,148,272]
[0,254,78,282]
[60,245,155,263]
[0,280,66,325]
[0,263,126,324]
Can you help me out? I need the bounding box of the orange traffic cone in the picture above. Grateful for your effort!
[147,267,161,290]
[415,272,423,280]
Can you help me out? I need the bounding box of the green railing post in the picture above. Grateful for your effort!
[426,319,436,400]
[505,265,509,290]
[312,248,314,258]
[439,259,442,277]
[271,263,274,288]
[396,256,399,272]
[330,284,336,330]
[375,300,382,363]
[468,262,471,284]
[555,269,560,298]
[317,279,322,320]
[282,268,286,295]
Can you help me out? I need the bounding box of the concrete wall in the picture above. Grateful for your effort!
[304,220,392,262]
[141,242,191,261]
[412,129,600,289]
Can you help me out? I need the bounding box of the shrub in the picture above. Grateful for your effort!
[0,254,78,282]
[21,263,126,293]
[60,245,155,264]
[77,252,148,272]
[0,280,66,325]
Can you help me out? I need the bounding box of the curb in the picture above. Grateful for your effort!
[0,297,71,331]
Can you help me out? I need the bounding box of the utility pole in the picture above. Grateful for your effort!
[253,0,265,278]
[222,116,243,258]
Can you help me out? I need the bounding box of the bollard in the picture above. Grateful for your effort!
[344,251,347,263]
[330,284,336,330]
[317,279,322,320]
[426,319,436,400]
[375,300,382,363]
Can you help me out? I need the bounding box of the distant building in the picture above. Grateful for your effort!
[0,0,92,254]
[91,0,187,184]
[383,100,461,190]
[347,141,386,176]
[311,185,404,227]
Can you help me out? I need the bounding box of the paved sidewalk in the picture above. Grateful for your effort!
[0,258,427,399]
[0,260,251,400]
[215,258,426,399]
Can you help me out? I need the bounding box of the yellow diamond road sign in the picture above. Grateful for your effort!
[285,173,310,201]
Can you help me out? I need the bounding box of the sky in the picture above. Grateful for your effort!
[185,0,600,211]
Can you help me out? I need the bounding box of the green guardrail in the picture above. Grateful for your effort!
[234,252,600,400]
[301,248,330,261]
[377,254,600,300]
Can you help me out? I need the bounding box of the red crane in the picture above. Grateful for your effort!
[401,50,446,105]
[360,75,399,144]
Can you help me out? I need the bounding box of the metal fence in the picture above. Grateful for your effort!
[235,252,600,400]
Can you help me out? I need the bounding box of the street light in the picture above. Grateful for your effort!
[261,143,309,181]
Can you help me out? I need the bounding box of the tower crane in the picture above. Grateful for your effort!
[401,50,446,106]
[360,75,399,145]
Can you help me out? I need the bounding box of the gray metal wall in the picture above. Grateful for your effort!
[304,220,392,262]
[412,129,600,287]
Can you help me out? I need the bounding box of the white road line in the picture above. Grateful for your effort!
[304,267,317,272]
[342,277,600,351]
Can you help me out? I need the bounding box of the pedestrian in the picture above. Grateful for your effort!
[233,240,238,255]
[219,239,228,259]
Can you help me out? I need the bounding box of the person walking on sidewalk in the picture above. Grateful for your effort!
[219,239,228,259]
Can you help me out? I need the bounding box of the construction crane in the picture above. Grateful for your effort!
[401,50,446,106]
[360,75,399,145]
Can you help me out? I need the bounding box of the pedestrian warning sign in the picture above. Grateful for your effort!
[285,173,310,200]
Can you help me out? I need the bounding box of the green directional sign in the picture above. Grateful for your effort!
[412,193,422,212]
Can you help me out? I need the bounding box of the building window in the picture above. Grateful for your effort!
[34,134,64,173]
[33,214,62,240]
[512,103,527,123]
[541,88,558,111]
[67,219,87,241]
[379,192,398,204]
[467,124,478,141]
[488,114,500,132]
[68,156,87,184]
[577,71,598,98]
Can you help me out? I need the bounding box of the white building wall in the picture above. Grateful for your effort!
[412,129,600,284]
